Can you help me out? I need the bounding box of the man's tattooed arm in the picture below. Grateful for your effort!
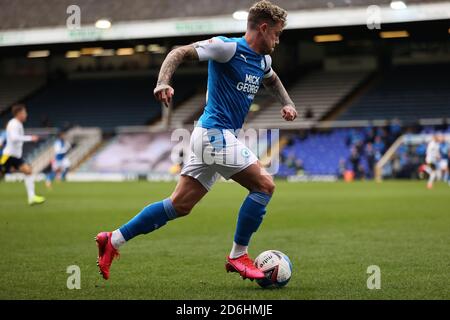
[262,72,298,121]
[262,72,295,108]
[156,45,199,86]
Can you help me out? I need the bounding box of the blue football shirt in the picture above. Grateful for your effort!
[194,36,274,130]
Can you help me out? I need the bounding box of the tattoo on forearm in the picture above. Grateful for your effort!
[157,45,198,86]
[263,73,295,108]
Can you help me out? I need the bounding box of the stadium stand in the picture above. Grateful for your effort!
[23,127,102,174]
[27,137,58,174]
[22,135,56,164]
[78,132,177,173]
[0,75,45,114]
[151,91,207,129]
[0,0,444,29]
[64,127,103,170]
[338,64,450,122]
[403,131,449,175]
[247,70,371,128]
[278,130,350,176]
[78,128,273,175]
[278,121,407,178]
[22,74,201,130]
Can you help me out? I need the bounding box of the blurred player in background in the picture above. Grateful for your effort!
[0,104,45,205]
[438,134,449,185]
[0,125,5,179]
[0,126,6,159]
[45,130,71,188]
[96,0,297,280]
[425,134,441,189]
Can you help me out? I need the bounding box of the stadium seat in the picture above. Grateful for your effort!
[247,70,371,128]
[339,64,450,122]
[22,74,202,130]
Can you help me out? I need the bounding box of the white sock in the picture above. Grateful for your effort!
[229,242,248,259]
[428,171,436,186]
[24,175,35,201]
[111,229,126,249]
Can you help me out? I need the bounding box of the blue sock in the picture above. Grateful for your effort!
[61,168,68,180]
[234,192,272,246]
[47,171,56,182]
[119,198,179,241]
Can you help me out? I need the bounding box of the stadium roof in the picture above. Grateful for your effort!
[0,0,448,29]
[0,0,449,46]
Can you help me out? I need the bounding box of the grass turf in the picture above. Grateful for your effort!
[0,180,449,300]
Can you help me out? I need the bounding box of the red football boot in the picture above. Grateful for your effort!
[95,232,119,280]
[225,254,265,280]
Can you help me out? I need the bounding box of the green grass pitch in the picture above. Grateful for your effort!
[0,180,449,299]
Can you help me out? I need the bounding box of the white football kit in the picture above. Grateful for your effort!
[3,118,33,159]
[181,127,258,191]
[426,140,440,166]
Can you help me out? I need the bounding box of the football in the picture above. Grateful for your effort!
[254,250,293,288]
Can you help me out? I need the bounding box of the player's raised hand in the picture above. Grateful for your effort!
[281,105,297,121]
[31,135,39,142]
[153,84,175,108]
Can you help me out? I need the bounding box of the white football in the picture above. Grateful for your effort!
[254,250,292,288]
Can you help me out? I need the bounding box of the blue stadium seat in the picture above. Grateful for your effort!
[23,74,203,130]
[339,64,450,122]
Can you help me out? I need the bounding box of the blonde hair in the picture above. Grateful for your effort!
[12,104,26,116]
[247,0,287,29]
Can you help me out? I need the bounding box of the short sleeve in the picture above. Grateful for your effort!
[54,140,62,153]
[193,37,237,63]
[263,55,274,79]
